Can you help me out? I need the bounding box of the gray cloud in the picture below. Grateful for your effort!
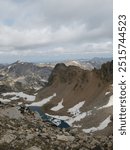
[0,0,112,63]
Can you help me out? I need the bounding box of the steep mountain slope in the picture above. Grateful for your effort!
[33,61,113,135]
[0,61,53,92]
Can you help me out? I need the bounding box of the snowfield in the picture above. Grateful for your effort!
[98,95,113,110]
[46,100,86,126]
[8,65,12,69]
[40,79,48,83]
[2,92,36,101]
[50,99,64,111]
[68,101,85,116]
[33,87,42,91]
[26,93,56,107]
[86,110,92,116]
[0,98,11,103]
[46,112,86,126]
[82,115,111,133]
[105,91,110,95]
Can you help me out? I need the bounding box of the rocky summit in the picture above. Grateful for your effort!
[0,103,112,150]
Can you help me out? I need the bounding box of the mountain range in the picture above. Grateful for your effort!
[0,58,113,149]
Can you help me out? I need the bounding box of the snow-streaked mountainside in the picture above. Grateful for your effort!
[0,61,53,92]
[0,59,113,136]
[35,60,113,135]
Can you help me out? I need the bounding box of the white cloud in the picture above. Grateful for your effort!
[0,0,112,63]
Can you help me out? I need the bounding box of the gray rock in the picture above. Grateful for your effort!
[0,107,23,119]
[26,134,34,140]
[56,135,75,142]
[69,128,78,135]
[0,133,16,144]
[25,146,42,150]
[90,139,100,146]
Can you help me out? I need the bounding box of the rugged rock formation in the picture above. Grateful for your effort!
[35,61,113,135]
[95,60,113,82]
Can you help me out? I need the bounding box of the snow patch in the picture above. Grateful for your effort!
[68,101,85,116]
[26,93,56,107]
[46,113,69,122]
[49,118,62,126]
[14,77,26,84]
[2,92,36,101]
[86,110,92,116]
[8,65,12,69]
[18,102,23,105]
[105,91,110,95]
[34,93,38,96]
[73,124,82,128]
[82,115,111,133]
[71,61,80,65]
[46,101,86,126]
[68,112,86,125]
[34,86,42,91]
[40,79,48,83]
[46,112,86,126]
[50,99,64,111]
[66,61,80,67]
[10,96,19,100]
[98,95,113,110]
[0,98,11,103]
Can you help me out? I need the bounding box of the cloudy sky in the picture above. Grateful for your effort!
[0,0,112,63]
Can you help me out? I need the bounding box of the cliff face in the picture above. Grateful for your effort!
[48,60,113,85]
[48,63,91,85]
[95,60,113,82]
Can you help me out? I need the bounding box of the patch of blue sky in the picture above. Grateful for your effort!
[3,18,15,26]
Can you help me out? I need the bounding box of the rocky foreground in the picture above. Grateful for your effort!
[0,103,112,150]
